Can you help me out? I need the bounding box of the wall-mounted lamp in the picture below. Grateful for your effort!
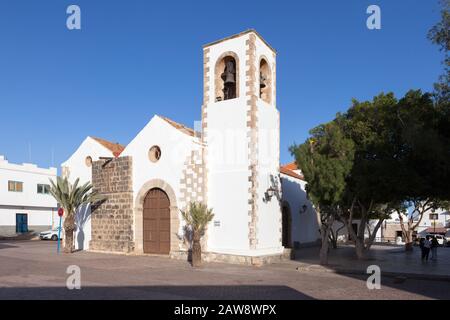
[299,204,308,214]
[264,187,277,202]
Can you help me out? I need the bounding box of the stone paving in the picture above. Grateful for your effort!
[294,244,450,279]
[1,241,450,300]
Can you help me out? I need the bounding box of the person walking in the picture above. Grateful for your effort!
[422,237,431,261]
[431,236,439,260]
[419,237,425,260]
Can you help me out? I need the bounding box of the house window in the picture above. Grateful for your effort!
[37,184,50,194]
[8,181,23,192]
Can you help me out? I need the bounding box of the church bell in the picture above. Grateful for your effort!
[260,72,267,89]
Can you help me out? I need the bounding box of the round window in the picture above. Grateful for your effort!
[85,156,93,167]
[148,146,161,163]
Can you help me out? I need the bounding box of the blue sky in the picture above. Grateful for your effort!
[0,0,444,170]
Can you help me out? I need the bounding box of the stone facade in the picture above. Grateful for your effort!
[90,156,135,253]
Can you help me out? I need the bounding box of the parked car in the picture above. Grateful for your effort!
[39,228,62,241]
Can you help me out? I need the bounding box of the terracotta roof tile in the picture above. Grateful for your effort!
[283,162,298,171]
[280,167,304,180]
[424,227,447,234]
[91,137,125,157]
[280,162,304,181]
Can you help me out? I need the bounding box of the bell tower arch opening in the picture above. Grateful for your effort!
[214,52,239,102]
[259,57,272,104]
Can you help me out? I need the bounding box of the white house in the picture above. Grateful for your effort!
[280,162,320,248]
[62,30,320,265]
[0,155,57,236]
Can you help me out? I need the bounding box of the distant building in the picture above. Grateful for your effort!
[0,155,57,236]
[381,209,450,243]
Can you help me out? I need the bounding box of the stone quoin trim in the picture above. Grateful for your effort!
[203,48,210,106]
[201,47,210,217]
[178,149,208,249]
[246,33,259,249]
[272,52,277,106]
[277,110,282,246]
[133,179,181,254]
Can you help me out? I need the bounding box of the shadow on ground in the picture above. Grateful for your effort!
[292,245,450,299]
[0,232,39,241]
[0,285,314,300]
[0,243,18,250]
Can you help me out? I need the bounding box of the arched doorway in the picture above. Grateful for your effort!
[143,188,170,254]
[282,204,292,248]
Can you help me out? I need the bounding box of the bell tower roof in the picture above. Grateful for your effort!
[203,29,276,54]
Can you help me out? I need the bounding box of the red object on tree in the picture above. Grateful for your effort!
[58,208,64,217]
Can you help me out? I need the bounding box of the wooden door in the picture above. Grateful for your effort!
[143,188,170,254]
[282,206,291,248]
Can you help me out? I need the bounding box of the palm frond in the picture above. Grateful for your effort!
[49,176,107,218]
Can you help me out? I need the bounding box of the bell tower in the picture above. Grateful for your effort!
[201,30,282,258]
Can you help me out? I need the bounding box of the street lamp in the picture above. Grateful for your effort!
[430,212,438,234]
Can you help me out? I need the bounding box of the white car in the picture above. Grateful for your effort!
[39,228,63,241]
[425,234,447,246]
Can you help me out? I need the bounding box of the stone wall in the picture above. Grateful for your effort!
[89,156,135,253]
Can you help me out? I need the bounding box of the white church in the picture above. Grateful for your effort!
[62,30,320,265]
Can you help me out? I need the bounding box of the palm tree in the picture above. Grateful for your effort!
[49,176,105,253]
[181,202,214,267]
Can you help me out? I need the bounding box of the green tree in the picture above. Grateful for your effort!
[428,0,449,103]
[181,202,214,267]
[339,93,401,258]
[391,90,450,249]
[49,176,105,253]
[290,121,355,265]
[293,91,449,259]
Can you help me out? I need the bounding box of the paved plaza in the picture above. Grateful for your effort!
[294,244,450,280]
[0,241,449,300]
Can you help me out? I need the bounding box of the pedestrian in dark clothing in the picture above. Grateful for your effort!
[431,236,439,260]
[420,238,425,261]
[422,237,431,261]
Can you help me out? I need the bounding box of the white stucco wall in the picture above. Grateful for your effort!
[61,137,115,250]
[280,173,320,246]
[206,99,250,254]
[256,100,282,252]
[0,208,56,226]
[331,219,383,243]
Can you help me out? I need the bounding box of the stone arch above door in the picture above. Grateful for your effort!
[134,179,180,254]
